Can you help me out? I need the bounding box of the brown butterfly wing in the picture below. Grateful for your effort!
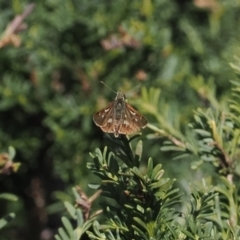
[118,121,138,135]
[93,102,115,133]
[100,119,115,134]
[118,103,148,135]
[126,104,148,128]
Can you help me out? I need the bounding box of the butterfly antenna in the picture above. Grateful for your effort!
[100,81,117,94]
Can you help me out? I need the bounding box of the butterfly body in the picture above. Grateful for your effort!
[93,92,148,137]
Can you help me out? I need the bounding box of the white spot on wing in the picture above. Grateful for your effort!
[130,110,136,115]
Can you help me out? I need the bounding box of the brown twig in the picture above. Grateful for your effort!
[75,186,102,220]
[0,3,35,48]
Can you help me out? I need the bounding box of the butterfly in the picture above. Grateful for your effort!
[93,91,148,137]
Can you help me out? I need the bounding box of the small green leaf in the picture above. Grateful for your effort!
[64,201,76,219]
[58,227,69,240]
[132,224,149,240]
[151,164,162,179]
[72,187,81,202]
[8,146,16,160]
[54,235,61,240]
[0,213,15,229]
[62,217,74,239]
[181,229,195,239]
[131,167,145,182]
[135,140,143,158]
[133,217,147,230]
[160,145,185,151]
[74,226,83,240]
[191,160,203,170]
[88,184,101,189]
[146,208,152,220]
[76,209,84,227]
[136,204,144,213]
[147,158,153,177]
[194,129,211,137]
[0,193,18,201]
[153,169,164,180]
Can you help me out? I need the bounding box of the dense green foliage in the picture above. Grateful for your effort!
[1,0,240,239]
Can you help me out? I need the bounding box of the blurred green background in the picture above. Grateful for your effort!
[0,0,240,239]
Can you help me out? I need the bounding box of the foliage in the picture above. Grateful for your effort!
[0,147,19,231]
[1,0,240,239]
[55,78,240,239]
[87,137,179,239]
[55,187,102,240]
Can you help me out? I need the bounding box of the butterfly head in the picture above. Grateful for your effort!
[115,91,126,101]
